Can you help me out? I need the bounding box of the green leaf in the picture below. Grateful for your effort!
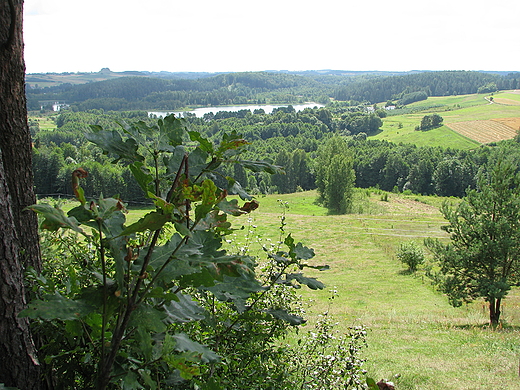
[240,159,283,174]
[100,204,127,239]
[162,352,200,380]
[284,234,295,249]
[205,274,264,312]
[26,204,86,235]
[122,371,145,390]
[165,145,187,178]
[218,131,248,157]
[269,252,290,266]
[302,264,330,271]
[130,162,155,195]
[67,205,93,223]
[195,210,231,234]
[267,309,306,325]
[65,319,83,337]
[162,293,205,324]
[293,242,315,260]
[366,377,379,389]
[144,234,201,282]
[109,236,127,288]
[136,327,154,361]
[189,230,223,255]
[198,377,225,390]
[74,184,87,206]
[189,131,214,153]
[195,203,213,222]
[188,147,210,179]
[178,268,217,288]
[129,304,167,333]
[161,114,186,146]
[118,120,149,147]
[286,273,325,290]
[226,177,252,200]
[86,128,144,163]
[217,198,246,216]
[174,222,192,237]
[20,293,94,321]
[171,333,220,363]
[120,211,170,236]
[138,369,156,390]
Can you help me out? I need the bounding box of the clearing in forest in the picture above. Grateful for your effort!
[446,119,518,143]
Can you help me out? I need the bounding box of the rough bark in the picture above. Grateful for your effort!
[0,0,43,387]
[0,151,41,388]
[0,0,41,272]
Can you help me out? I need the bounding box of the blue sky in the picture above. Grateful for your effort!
[23,0,520,74]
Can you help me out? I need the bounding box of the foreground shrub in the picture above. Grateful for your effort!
[23,115,372,389]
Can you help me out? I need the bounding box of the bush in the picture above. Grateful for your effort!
[396,241,425,272]
[419,114,443,131]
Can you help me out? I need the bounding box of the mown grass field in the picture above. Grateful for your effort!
[376,92,520,149]
[220,190,520,390]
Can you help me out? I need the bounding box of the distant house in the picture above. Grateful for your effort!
[39,100,69,111]
[52,102,69,111]
[385,105,396,110]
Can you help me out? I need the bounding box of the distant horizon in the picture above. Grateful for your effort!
[25,68,519,76]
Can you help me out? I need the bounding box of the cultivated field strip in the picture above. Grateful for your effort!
[446,120,517,143]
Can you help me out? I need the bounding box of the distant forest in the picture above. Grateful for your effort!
[28,69,520,203]
[31,106,520,203]
[27,70,520,112]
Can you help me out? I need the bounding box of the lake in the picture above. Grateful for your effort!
[149,102,324,118]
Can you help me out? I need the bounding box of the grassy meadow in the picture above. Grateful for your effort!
[375,92,520,149]
[53,188,520,389]
[218,190,520,390]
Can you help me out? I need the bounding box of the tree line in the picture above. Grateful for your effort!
[332,70,520,103]
[31,107,520,207]
[27,72,333,111]
[27,70,520,112]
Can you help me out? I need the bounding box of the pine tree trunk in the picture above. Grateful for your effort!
[0,153,41,388]
[489,298,501,326]
[0,0,43,387]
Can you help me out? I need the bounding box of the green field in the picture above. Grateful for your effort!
[218,190,520,390]
[374,92,520,149]
[54,188,520,389]
[32,115,58,131]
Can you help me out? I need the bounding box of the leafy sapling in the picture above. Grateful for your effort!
[23,115,327,389]
[396,241,425,273]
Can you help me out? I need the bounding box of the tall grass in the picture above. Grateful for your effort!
[222,191,520,390]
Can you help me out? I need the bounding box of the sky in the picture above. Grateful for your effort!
[23,0,520,74]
